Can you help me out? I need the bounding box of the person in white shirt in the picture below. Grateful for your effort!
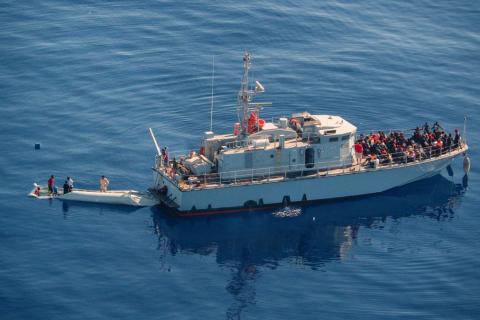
[99,175,109,192]
[67,176,74,191]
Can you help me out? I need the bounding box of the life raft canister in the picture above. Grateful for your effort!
[247,112,265,133]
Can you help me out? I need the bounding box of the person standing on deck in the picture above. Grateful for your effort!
[354,142,364,167]
[99,175,109,192]
[454,129,461,147]
[162,147,169,166]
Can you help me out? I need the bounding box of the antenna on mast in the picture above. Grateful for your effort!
[210,55,215,132]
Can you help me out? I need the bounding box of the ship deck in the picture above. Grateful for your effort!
[154,144,467,192]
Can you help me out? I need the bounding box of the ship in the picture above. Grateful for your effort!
[149,52,468,215]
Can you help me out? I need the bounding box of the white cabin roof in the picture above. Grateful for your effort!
[308,115,356,135]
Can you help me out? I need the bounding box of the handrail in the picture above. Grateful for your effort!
[164,128,423,157]
[164,128,444,157]
[356,128,416,138]
[156,143,465,189]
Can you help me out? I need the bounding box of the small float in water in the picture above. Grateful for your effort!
[28,183,158,207]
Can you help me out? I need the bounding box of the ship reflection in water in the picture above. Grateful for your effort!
[150,175,465,318]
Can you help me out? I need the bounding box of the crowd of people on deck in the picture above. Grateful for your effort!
[353,122,462,168]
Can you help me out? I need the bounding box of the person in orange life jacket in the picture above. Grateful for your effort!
[369,154,379,169]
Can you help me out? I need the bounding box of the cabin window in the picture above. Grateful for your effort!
[341,135,350,141]
[329,137,339,142]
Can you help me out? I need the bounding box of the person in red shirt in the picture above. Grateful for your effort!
[47,175,55,195]
[354,142,364,166]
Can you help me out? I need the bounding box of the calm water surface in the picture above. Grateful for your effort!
[1,1,479,319]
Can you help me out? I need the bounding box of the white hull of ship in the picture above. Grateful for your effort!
[153,150,464,213]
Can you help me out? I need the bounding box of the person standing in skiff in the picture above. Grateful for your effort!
[47,175,55,195]
[99,175,109,192]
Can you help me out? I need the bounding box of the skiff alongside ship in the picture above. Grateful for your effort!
[28,183,157,207]
[149,52,469,215]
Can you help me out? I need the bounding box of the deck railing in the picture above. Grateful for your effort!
[156,143,465,190]
[162,128,424,160]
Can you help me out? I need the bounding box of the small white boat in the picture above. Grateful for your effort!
[28,183,158,207]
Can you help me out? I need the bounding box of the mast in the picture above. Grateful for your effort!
[237,52,269,137]
[210,55,215,132]
[238,52,251,136]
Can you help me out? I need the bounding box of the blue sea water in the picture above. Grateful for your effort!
[1,0,479,319]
